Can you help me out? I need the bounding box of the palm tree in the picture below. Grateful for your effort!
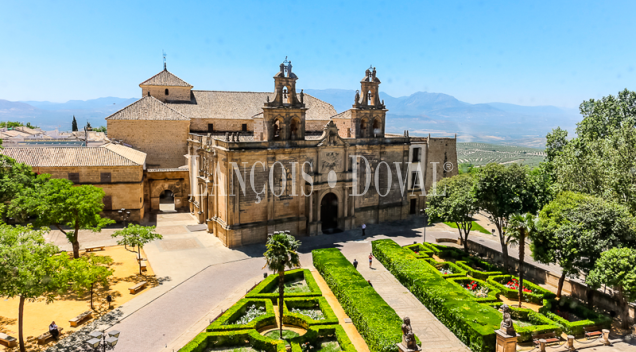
[263,232,301,339]
[506,213,539,308]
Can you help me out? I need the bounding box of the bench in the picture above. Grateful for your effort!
[140,261,147,272]
[0,332,17,348]
[85,246,105,252]
[584,326,602,339]
[69,310,93,327]
[36,328,64,345]
[129,281,147,294]
[533,332,560,345]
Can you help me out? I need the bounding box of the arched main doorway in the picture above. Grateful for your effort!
[159,190,176,212]
[320,193,339,234]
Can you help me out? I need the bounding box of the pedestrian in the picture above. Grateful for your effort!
[368,253,373,268]
[49,321,59,340]
[362,223,366,236]
[367,280,373,287]
[353,259,358,269]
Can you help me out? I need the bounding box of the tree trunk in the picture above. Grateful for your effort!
[72,236,80,259]
[138,246,142,275]
[90,283,94,309]
[498,231,510,271]
[278,270,284,339]
[556,272,566,300]
[518,232,525,308]
[18,296,25,352]
[455,224,467,253]
[618,287,630,329]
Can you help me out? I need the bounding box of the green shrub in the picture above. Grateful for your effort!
[373,239,501,352]
[539,298,612,336]
[246,269,322,302]
[283,297,339,328]
[312,248,408,352]
[207,298,275,331]
[424,242,467,260]
[456,257,505,280]
[432,261,469,279]
[290,325,356,352]
[179,330,286,352]
[447,277,500,303]
[403,243,433,258]
[488,303,563,342]
[487,275,556,304]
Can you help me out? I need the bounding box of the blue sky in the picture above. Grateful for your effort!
[1,0,634,108]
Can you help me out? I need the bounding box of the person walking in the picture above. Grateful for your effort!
[353,259,358,269]
[368,253,373,268]
[49,321,59,340]
[362,223,366,236]
[367,280,373,287]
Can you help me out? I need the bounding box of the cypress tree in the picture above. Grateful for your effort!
[72,116,78,131]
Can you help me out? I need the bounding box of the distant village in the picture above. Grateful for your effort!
[0,123,109,147]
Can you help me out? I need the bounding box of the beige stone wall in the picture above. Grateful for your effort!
[425,137,458,192]
[107,120,190,168]
[332,118,351,138]
[141,86,191,102]
[305,120,329,132]
[36,165,143,183]
[145,170,190,211]
[189,118,254,133]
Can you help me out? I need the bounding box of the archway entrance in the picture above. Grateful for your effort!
[320,193,339,234]
[159,190,176,212]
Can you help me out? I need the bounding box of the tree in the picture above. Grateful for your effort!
[263,232,301,339]
[9,178,114,258]
[545,127,569,163]
[0,121,38,129]
[472,163,549,270]
[93,126,107,133]
[0,155,48,219]
[587,247,636,329]
[533,192,636,301]
[111,224,162,274]
[0,225,71,352]
[506,213,539,308]
[426,174,478,252]
[67,254,113,309]
[72,115,78,131]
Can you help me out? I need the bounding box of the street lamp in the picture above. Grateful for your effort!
[85,329,120,351]
[420,209,428,244]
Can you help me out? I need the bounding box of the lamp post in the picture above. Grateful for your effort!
[420,209,428,244]
[86,329,120,351]
[118,208,131,250]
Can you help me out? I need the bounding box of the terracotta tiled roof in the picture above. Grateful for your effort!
[105,96,189,121]
[165,91,336,121]
[140,69,192,87]
[331,110,352,120]
[0,144,146,167]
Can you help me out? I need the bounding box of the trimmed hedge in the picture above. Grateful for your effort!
[539,298,612,336]
[433,261,469,279]
[373,239,500,352]
[456,257,505,280]
[283,297,339,328]
[246,269,322,302]
[179,329,285,352]
[488,303,563,342]
[447,277,500,303]
[487,275,556,304]
[207,298,275,332]
[290,325,356,352]
[312,248,408,352]
[403,243,433,258]
[423,243,467,260]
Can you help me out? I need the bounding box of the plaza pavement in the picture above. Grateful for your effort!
[44,212,635,352]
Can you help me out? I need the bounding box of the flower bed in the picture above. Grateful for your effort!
[539,298,612,336]
[207,299,275,332]
[313,248,410,352]
[455,257,505,280]
[423,243,467,260]
[374,239,500,352]
[447,278,500,303]
[488,303,563,342]
[179,330,285,352]
[290,325,356,352]
[283,297,339,328]
[487,275,556,304]
[434,262,468,279]
[403,243,433,259]
[246,269,322,303]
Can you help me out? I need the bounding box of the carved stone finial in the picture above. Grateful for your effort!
[280,63,285,73]
[354,90,360,105]
[266,95,270,103]
[300,89,304,104]
[372,67,376,79]
[499,304,516,336]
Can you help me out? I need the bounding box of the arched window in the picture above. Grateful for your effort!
[372,119,381,137]
[273,119,282,140]
[165,89,169,95]
[290,118,300,140]
[360,118,368,137]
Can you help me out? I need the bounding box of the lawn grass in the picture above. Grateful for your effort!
[443,221,491,235]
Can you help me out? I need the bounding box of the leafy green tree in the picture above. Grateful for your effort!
[93,126,107,133]
[0,225,71,352]
[263,232,301,339]
[9,178,114,258]
[67,254,113,309]
[587,247,636,329]
[72,115,78,131]
[0,155,48,219]
[472,163,550,270]
[426,174,478,252]
[0,121,38,129]
[111,224,162,274]
[506,213,539,308]
[545,127,569,163]
[534,192,636,300]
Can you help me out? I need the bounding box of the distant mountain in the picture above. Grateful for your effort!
[23,97,136,111]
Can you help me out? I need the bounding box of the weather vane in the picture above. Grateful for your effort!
[163,50,167,70]
[283,56,289,65]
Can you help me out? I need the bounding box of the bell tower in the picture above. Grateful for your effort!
[262,59,307,141]
[351,67,387,138]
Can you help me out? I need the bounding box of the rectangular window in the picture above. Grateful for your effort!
[103,195,112,210]
[100,172,112,183]
[411,171,420,189]
[411,147,421,162]
[410,199,417,214]
[242,124,247,132]
[208,124,214,132]
[68,172,80,183]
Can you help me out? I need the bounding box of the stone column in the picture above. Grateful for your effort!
[602,329,610,345]
[495,330,517,352]
[567,335,575,351]
[538,339,546,352]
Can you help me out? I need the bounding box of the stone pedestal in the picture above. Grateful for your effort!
[396,342,421,352]
[495,330,518,352]
[602,329,611,345]
[566,335,575,351]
